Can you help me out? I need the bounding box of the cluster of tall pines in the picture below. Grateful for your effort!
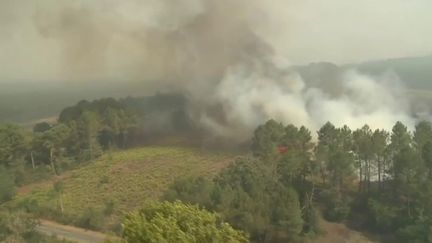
[166,119,432,242]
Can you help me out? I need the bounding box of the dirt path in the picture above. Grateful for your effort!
[307,217,378,243]
[37,220,110,243]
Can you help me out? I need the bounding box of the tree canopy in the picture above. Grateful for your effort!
[122,201,248,243]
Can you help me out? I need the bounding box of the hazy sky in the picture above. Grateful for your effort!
[0,0,431,82]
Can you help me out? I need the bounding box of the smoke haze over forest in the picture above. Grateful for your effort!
[1,0,431,140]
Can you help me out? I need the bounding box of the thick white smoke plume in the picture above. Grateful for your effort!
[196,64,414,141]
[0,0,420,140]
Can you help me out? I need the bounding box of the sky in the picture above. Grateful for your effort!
[0,0,431,83]
[0,0,429,139]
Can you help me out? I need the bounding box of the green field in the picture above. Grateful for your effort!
[13,146,236,228]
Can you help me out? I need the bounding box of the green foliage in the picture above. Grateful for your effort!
[271,185,304,240]
[368,199,399,231]
[33,122,52,133]
[278,125,314,185]
[321,189,351,222]
[0,209,38,242]
[212,158,279,240]
[422,141,432,177]
[77,207,104,230]
[0,123,28,167]
[104,200,116,216]
[13,146,232,229]
[302,205,319,237]
[397,223,432,243]
[6,108,432,242]
[122,201,248,243]
[390,121,412,153]
[251,119,284,159]
[314,123,361,226]
[166,157,305,242]
[58,98,137,152]
[31,123,73,175]
[0,167,16,203]
[353,125,374,192]
[414,121,432,150]
[164,177,214,209]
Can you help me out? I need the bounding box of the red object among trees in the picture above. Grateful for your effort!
[277,145,289,154]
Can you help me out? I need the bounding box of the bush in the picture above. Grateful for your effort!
[326,201,351,222]
[302,206,320,237]
[76,207,104,230]
[123,201,249,243]
[0,166,16,203]
[368,199,399,231]
[18,198,40,214]
[28,166,54,183]
[321,189,351,222]
[164,176,213,208]
[0,210,38,242]
[104,200,115,216]
[57,157,75,174]
[397,224,431,243]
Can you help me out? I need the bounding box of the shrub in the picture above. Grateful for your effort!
[122,201,249,243]
[321,189,351,222]
[104,200,115,216]
[76,207,104,230]
[0,166,16,203]
[99,174,110,184]
[397,223,431,243]
[368,199,399,231]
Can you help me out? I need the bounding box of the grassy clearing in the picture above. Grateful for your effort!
[13,146,236,227]
[305,210,378,243]
[306,219,376,243]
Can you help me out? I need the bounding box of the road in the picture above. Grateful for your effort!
[36,220,110,243]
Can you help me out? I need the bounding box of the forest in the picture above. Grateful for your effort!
[1,0,432,242]
[0,97,431,242]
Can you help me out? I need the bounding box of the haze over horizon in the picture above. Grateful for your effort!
[0,0,431,140]
[0,0,431,83]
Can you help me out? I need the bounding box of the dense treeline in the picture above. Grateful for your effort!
[0,98,138,182]
[0,95,191,184]
[165,119,432,242]
[0,98,143,240]
[0,95,200,240]
[0,98,144,214]
[2,96,432,242]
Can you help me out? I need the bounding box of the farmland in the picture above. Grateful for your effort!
[13,146,237,230]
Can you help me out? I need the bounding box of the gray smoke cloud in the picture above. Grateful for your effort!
[197,65,414,141]
[0,0,426,141]
[30,0,272,85]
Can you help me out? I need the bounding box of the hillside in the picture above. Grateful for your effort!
[13,146,236,229]
[13,145,381,243]
[353,55,432,90]
[292,55,432,92]
[0,81,152,123]
[2,55,431,125]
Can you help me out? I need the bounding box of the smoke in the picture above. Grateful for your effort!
[31,0,271,84]
[0,0,424,141]
[195,64,414,141]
